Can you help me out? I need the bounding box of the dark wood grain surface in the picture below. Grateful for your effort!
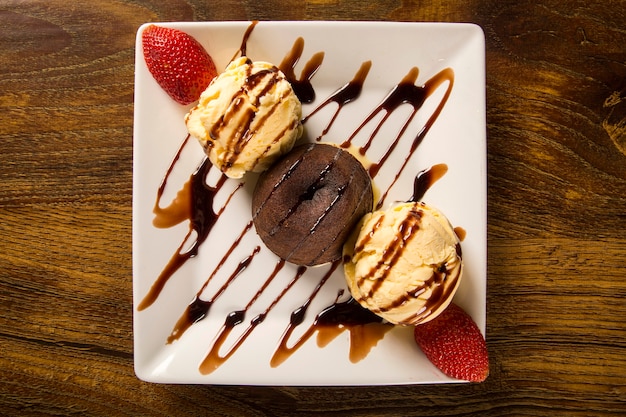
[1,0,625,415]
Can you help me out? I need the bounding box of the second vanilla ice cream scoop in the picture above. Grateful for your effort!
[185,56,303,178]
[343,201,463,325]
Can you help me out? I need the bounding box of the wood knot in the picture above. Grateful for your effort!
[602,90,626,157]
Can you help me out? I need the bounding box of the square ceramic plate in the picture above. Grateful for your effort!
[133,21,486,385]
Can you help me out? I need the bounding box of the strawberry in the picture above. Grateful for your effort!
[141,24,217,105]
[413,303,489,382]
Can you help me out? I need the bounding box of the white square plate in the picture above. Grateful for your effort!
[133,21,486,385]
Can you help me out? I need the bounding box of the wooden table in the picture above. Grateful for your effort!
[2,0,625,415]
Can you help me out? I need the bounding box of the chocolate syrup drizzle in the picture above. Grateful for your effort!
[139,21,458,373]
[138,143,242,311]
[302,60,372,140]
[279,37,325,104]
[410,163,448,203]
[346,67,455,209]
[270,264,391,368]
[167,221,255,343]
[200,263,306,374]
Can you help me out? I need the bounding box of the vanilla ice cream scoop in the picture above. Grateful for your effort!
[185,57,303,178]
[343,202,463,325]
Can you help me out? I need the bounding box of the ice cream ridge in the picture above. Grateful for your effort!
[185,56,303,179]
[343,201,463,326]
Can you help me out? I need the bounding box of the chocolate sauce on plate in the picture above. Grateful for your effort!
[410,163,448,203]
[138,149,239,311]
[302,60,372,140]
[279,37,324,104]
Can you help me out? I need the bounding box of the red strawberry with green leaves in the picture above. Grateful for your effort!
[413,303,489,382]
[141,24,217,105]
